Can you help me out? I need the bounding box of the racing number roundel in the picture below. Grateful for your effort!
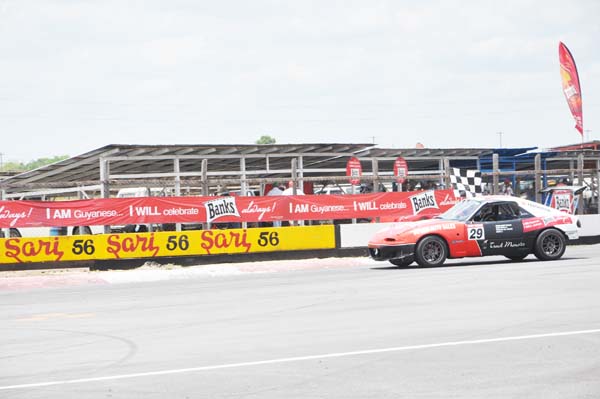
[467,224,485,240]
[346,157,362,185]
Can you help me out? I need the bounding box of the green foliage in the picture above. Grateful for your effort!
[1,155,69,172]
[255,135,276,145]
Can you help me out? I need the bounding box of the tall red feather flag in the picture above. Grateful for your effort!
[558,42,583,136]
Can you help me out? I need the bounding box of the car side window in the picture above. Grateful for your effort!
[518,206,534,218]
[497,203,520,221]
[472,202,521,222]
[472,204,495,222]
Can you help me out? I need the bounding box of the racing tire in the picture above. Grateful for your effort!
[389,256,414,267]
[534,229,566,261]
[415,236,448,267]
[505,254,528,261]
[73,226,92,235]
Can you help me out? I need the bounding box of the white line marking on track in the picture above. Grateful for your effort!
[2,328,600,391]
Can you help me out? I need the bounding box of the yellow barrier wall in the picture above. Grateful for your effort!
[0,226,336,264]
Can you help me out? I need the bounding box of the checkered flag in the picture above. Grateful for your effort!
[450,168,483,198]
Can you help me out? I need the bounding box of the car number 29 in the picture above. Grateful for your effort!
[468,225,485,240]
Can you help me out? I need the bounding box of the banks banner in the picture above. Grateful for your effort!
[0,190,459,228]
[0,226,336,264]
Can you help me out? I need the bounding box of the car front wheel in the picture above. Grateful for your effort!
[534,229,566,261]
[415,236,447,267]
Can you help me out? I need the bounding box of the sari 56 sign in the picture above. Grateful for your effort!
[0,225,335,264]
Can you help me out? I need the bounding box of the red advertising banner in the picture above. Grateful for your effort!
[346,157,362,185]
[559,42,583,135]
[393,157,408,184]
[0,190,460,228]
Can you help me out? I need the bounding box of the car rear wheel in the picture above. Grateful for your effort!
[389,256,414,267]
[415,236,447,267]
[505,254,528,261]
[534,229,566,261]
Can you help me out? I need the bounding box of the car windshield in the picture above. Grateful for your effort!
[437,199,481,221]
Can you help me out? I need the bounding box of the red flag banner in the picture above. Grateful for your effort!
[0,190,460,228]
[558,42,583,135]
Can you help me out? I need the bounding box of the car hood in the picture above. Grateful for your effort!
[370,218,458,243]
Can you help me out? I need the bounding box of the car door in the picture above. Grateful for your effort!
[468,202,529,256]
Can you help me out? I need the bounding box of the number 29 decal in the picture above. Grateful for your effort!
[467,224,485,240]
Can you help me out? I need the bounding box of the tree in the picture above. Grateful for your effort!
[0,155,69,172]
[255,135,276,145]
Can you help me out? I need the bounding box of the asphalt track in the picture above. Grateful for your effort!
[1,245,600,398]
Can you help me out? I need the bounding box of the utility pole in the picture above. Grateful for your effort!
[496,132,503,148]
[584,129,592,142]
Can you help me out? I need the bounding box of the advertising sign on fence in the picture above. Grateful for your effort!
[346,157,362,185]
[0,225,336,264]
[393,157,408,184]
[0,190,460,229]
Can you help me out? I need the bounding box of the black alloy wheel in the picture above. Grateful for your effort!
[415,236,448,267]
[534,229,566,261]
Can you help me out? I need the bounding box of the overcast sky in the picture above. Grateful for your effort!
[1,0,599,162]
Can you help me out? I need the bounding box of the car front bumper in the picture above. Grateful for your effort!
[368,243,416,261]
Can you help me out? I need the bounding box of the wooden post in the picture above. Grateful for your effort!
[1,189,8,238]
[201,159,208,196]
[99,158,111,233]
[443,158,450,190]
[577,153,584,215]
[372,158,380,223]
[534,154,542,203]
[174,158,181,232]
[597,159,600,215]
[240,156,247,229]
[372,158,379,193]
[291,158,298,226]
[492,154,499,195]
[201,159,209,230]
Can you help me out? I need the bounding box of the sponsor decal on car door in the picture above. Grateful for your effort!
[478,220,528,255]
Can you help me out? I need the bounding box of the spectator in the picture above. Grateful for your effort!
[282,181,305,196]
[502,179,514,196]
[267,183,285,227]
[267,183,284,196]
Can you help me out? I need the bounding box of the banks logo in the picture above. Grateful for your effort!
[205,197,240,223]
[554,194,572,212]
[410,190,438,214]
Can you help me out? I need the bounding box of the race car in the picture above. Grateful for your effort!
[368,195,580,267]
